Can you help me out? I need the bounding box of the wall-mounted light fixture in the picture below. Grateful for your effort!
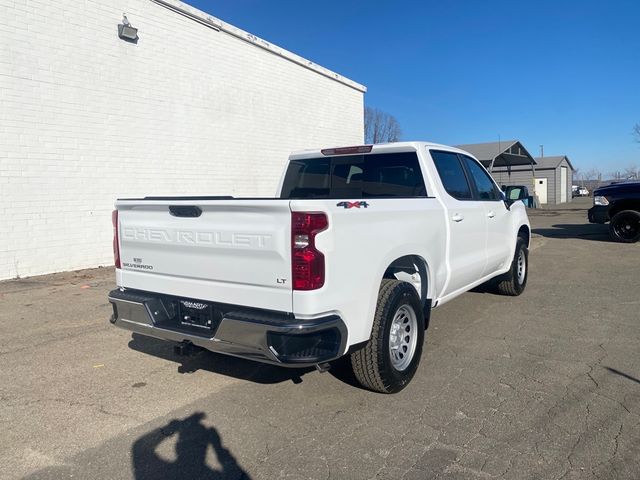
[118,14,138,42]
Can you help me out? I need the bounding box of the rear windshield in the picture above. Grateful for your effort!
[280,152,427,199]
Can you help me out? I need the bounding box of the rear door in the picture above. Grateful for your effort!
[116,199,292,311]
[430,150,487,296]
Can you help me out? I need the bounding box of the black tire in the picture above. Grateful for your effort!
[350,279,425,394]
[609,210,640,243]
[495,237,528,296]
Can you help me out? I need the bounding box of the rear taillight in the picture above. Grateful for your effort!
[112,210,121,269]
[291,212,328,290]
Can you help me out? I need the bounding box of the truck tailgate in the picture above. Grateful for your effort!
[115,199,292,312]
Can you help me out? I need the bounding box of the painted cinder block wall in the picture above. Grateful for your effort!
[0,0,365,280]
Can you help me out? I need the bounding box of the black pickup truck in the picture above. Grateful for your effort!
[588,181,640,243]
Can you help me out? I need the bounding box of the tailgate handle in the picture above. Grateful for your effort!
[169,206,202,218]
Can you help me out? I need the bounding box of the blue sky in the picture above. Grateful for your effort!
[188,0,640,174]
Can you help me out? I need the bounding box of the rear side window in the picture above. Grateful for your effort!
[280,158,331,198]
[461,155,501,201]
[281,152,427,199]
[430,150,472,200]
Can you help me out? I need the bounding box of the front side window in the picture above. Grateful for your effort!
[430,150,472,200]
[460,155,500,201]
[281,152,427,199]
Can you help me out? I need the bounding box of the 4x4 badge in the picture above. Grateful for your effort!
[337,201,369,209]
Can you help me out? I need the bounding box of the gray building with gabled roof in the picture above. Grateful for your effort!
[456,140,538,196]
[455,140,537,170]
[488,154,573,205]
[455,141,574,205]
[530,156,574,205]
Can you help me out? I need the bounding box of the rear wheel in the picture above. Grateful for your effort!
[609,210,640,243]
[350,279,425,393]
[495,237,528,296]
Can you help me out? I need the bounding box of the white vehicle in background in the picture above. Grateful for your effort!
[573,185,589,197]
[109,142,531,393]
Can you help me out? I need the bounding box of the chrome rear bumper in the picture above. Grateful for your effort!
[108,289,347,367]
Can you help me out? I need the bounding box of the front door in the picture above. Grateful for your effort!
[460,155,513,276]
[429,150,487,296]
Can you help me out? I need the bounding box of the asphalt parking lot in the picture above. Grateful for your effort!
[1,198,639,480]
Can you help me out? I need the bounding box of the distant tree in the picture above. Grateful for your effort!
[364,106,401,144]
[583,168,602,189]
[608,170,623,182]
[623,165,638,180]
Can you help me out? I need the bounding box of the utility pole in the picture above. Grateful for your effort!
[539,145,544,158]
[490,135,501,173]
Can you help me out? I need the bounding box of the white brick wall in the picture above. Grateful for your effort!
[0,0,365,279]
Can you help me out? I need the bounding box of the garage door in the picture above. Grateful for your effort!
[560,167,567,203]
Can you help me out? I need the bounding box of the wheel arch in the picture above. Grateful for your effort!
[381,254,432,315]
[517,224,531,248]
[609,200,640,219]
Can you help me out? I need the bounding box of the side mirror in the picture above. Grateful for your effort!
[500,191,513,210]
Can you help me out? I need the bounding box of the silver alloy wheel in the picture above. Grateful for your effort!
[517,249,526,285]
[388,304,418,371]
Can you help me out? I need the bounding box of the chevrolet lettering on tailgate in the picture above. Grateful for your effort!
[122,227,272,248]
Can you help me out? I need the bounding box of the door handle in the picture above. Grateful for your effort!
[452,213,464,222]
[487,211,496,218]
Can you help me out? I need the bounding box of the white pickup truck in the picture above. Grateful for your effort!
[109,142,530,393]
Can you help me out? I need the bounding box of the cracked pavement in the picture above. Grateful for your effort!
[1,198,639,479]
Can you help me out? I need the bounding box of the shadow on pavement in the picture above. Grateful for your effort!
[132,413,250,480]
[327,355,365,389]
[22,413,252,480]
[128,333,311,385]
[604,366,640,385]
[532,223,610,241]
[468,283,498,295]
